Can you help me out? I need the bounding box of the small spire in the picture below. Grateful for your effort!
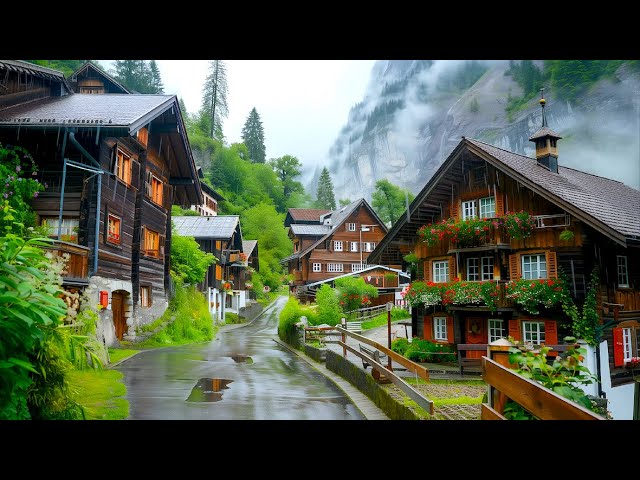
[539,87,547,127]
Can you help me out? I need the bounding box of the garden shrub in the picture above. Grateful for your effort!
[391,338,410,356]
[405,339,456,363]
[315,284,342,326]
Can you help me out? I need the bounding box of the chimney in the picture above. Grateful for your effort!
[528,88,562,173]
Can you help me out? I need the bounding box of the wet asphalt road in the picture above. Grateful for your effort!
[116,296,365,420]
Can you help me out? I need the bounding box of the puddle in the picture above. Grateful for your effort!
[186,378,233,402]
[230,354,253,364]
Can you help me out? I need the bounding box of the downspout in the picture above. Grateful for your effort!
[68,129,100,167]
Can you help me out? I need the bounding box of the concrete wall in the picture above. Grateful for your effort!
[594,341,636,420]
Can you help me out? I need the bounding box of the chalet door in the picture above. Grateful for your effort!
[112,291,126,340]
[465,317,487,359]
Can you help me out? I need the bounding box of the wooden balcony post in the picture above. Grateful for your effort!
[487,338,516,415]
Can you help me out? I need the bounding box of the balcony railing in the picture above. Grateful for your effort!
[532,214,570,228]
[41,240,90,283]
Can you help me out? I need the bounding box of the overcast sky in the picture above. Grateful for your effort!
[148,60,377,167]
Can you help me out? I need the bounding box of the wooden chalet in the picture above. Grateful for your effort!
[172,215,254,321]
[367,94,640,417]
[191,167,224,216]
[0,60,201,344]
[68,61,131,95]
[281,199,389,302]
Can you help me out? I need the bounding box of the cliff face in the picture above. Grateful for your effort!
[325,60,640,203]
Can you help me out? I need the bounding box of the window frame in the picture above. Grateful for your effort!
[140,285,152,307]
[115,148,132,185]
[481,256,494,280]
[433,260,449,283]
[107,213,121,245]
[434,316,448,341]
[466,257,479,281]
[462,200,477,220]
[488,318,505,343]
[479,196,496,219]
[522,321,546,345]
[522,254,547,280]
[333,240,343,252]
[350,241,359,252]
[142,227,161,258]
[617,255,629,288]
[327,263,344,273]
[352,263,365,272]
[363,242,376,252]
[312,263,321,273]
[346,223,356,232]
[42,216,79,242]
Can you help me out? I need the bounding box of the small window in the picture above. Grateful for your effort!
[522,254,547,279]
[140,286,152,307]
[143,227,161,257]
[364,242,376,252]
[352,263,365,272]
[145,171,164,207]
[479,197,496,219]
[467,258,479,281]
[623,327,634,363]
[617,255,629,288]
[42,217,79,243]
[346,223,356,231]
[522,321,545,344]
[434,316,448,341]
[107,214,121,245]
[488,319,505,343]
[333,241,343,252]
[114,149,132,185]
[462,200,476,220]
[350,242,358,252]
[312,263,321,272]
[327,263,343,272]
[433,260,449,283]
[481,256,494,280]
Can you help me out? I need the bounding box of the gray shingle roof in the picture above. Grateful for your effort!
[290,224,330,236]
[0,94,175,131]
[172,215,239,239]
[242,239,257,256]
[467,138,640,238]
[529,126,562,141]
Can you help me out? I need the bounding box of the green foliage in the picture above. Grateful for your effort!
[200,60,229,141]
[170,231,217,285]
[315,284,342,326]
[569,267,600,345]
[505,342,599,419]
[403,280,499,311]
[67,369,128,420]
[268,155,305,201]
[0,143,45,232]
[505,277,568,315]
[112,60,165,94]
[315,167,337,210]
[362,308,409,330]
[544,60,626,102]
[278,297,317,345]
[26,60,88,77]
[171,205,200,216]
[404,339,456,363]
[391,338,410,356]
[335,277,378,315]
[138,283,215,347]
[504,60,544,121]
[225,312,245,324]
[241,107,266,163]
[371,179,415,227]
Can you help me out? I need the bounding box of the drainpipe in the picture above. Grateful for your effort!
[68,129,100,167]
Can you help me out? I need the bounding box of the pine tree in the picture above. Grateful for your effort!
[149,60,164,93]
[315,167,336,210]
[200,60,229,141]
[113,60,155,93]
[241,107,266,163]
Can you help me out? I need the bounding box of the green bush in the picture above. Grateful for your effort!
[391,338,410,356]
[315,284,342,326]
[405,339,456,363]
[225,312,245,324]
[277,296,317,346]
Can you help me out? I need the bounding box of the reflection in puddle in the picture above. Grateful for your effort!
[186,378,233,402]
[230,354,253,364]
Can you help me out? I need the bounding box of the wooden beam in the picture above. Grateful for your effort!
[481,403,507,420]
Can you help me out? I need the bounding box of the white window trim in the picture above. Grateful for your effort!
[623,327,633,362]
[433,260,449,283]
[346,223,356,232]
[617,255,629,288]
[364,242,376,252]
[522,321,546,345]
[481,256,494,281]
[488,318,504,343]
[434,316,448,341]
[352,263,365,272]
[327,263,343,273]
[462,200,477,220]
[467,258,479,281]
[350,241,359,252]
[333,241,343,252]
[312,263,321,273]
[479,196,496,219]
[522,254,547,280]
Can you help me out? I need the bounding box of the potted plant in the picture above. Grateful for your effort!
[500,211,536,240]
[505,277,568,314]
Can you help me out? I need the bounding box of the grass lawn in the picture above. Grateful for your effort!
[67,368,129,420]
[362,310,410,330]
[108,348,141,365]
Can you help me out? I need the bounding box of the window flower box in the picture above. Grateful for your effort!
[505,277,567,314]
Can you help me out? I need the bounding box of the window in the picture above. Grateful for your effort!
[481,256,494,280]
[140,286,152,307]
[333,241,343,252]
[312,263,321,272]
[522,321,545,344]
[479,196,496,219]
[107,214,121,245]
[143,227,161,258]
[623,327,633,363]
[145,171,164,207]
[617,255,629,287]
[462,200,476,220]
[433,260,449,283]
[363,242,376,252]
[352,263,365,272]
[114,149,132,185]
[467,258,479,281]
[294,242,299,252]
[346,223,356,231]
[350,242,358,252]
[434,317,448,341]
[488,319,505,343]
[42,217,79,242]
[327,263,343,273]
[522,254,547,279]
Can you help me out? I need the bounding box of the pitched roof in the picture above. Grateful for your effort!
[242,240,257,256]
[0,60,66,80]
[466,138,640,239]
[290,224,330,236]
[0,93,176,133]
[172,215,240,239]
[69,62,131,94]
[304,264,410,289]
[287,208,330,222]
[529,126,562,141]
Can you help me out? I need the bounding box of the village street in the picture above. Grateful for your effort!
[115,296,366,420]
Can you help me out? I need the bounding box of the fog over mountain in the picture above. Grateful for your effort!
[310,60,640,203]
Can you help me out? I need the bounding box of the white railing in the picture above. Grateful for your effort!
[532,213,570,228]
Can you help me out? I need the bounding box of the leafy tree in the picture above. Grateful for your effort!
[371,179,415,227]
[170,232,217,285]
[335,277,378,317]
[339,198,352,207]
[269,155,304,201]
[148,60,164,94]
[200,60,229,141]
[315,167,336,210]
[241,107,266,163]
[315,284,342,326]
[178,97,189,120]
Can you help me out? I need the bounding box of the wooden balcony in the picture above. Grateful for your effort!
[444,281,515,311]
[293,271,304,282]
[42,240,90,285]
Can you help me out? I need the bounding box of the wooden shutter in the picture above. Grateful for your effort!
[547,251,558,279]
[495,193,505,217]
[509,254,520,281]
[613,327,625,367]
[508,319,520,341]
[159,235,166,257]
[544,320,558,346]
[423,316,433,340]
[131,159,140,190]
[424,260,432,282]
[145,170,152,197]
[163,183,172,210]
[448,256,457,281]
[450,200,459,220]
[446,316,455,343]
[140,226,146,255]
